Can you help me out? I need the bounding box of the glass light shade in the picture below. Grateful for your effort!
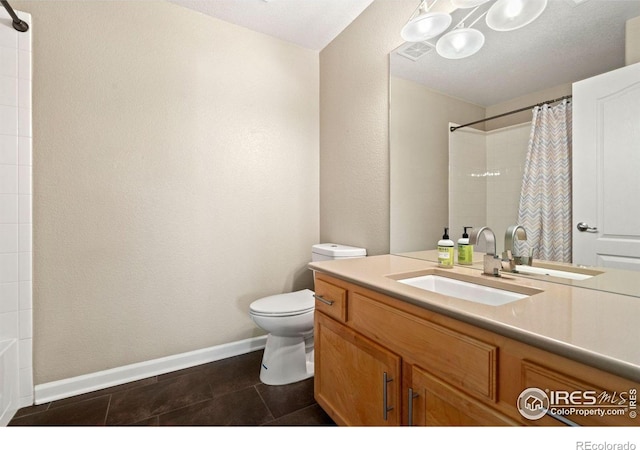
[451,0,490,8]
[436,28,485,59]
[486,0,548,31]
[401,11,452,42]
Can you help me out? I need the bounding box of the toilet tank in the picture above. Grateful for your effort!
[311,243,367,262]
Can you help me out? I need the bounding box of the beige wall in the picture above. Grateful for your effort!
[627,16,640,65]
[14,1,319,384]
[390,77,485,253]
[319,1,416,256]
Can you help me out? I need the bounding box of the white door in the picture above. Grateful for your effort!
[572,62,640,269]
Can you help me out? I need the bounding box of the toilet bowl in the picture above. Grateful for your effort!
[249,243,366,385]
[249,290,315,386]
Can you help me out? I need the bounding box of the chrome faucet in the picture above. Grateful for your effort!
[504,225,532,267]
[469,227,506,277]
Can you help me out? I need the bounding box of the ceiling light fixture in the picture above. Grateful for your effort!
[485,0,548,31]
[436,6,487,59]
[401,0,453,42]
[436,28,485,59]
[401,0,548,59]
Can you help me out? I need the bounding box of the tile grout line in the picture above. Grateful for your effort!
[106,374,214,425]
[155,397,218,426]
[103,394,112,426]
[253,384,277,424]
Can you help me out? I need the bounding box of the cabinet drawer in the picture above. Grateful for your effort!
[521,361,638,426]
[314,276,347,322]
[350,292,497,401]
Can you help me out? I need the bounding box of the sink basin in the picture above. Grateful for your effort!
[397,274,529,306]
[514,265,598,281]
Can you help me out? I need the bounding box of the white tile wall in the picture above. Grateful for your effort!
[449,127,487,250]
[0,8,33,424]
[449,123,530,255]
[486,123,530,254]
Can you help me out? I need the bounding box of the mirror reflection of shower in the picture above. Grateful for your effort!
[449,97,573,262]
[448,122,531,256]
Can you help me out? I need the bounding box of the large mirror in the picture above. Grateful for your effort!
[389,0,640,295]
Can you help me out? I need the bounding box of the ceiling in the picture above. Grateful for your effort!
[391,0,640,106]
[167,0,640,107]
[167,0,374,51]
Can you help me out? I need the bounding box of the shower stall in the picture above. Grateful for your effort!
[0,1,33,425]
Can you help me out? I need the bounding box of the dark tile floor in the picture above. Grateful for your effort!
[8,350,335,426]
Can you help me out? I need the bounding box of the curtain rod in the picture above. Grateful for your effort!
[450,94,572,132]
[1,0,28,32]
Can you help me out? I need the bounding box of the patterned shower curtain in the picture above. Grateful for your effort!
[516,100,572,263]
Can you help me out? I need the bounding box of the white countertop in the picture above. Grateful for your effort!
[309,254,640,382]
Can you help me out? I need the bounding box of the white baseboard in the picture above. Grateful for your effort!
[34,336,267,405]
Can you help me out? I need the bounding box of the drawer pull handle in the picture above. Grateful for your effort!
[407,388,419,426]
[313,294,334,306]
[546,411,580,427]
[383,372,394,420]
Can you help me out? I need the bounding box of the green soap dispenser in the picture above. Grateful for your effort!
[458,226,473,265]
[438,227,454,268]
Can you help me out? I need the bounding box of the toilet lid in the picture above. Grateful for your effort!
[250,289,315,316]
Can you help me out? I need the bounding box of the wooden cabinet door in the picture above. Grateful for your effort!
[315,312,402,426]
[408,366,519,426]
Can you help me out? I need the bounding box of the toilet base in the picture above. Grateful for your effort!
[259,334,314,385]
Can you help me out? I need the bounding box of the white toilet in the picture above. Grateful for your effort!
[249,243,367,385]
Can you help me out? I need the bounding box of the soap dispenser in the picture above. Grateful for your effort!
[438,227,454,268]
[457,226,473,265]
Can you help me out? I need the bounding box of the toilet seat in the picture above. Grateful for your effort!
[249,289,315,317]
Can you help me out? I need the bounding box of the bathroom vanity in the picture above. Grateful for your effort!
[309,255,640,427]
